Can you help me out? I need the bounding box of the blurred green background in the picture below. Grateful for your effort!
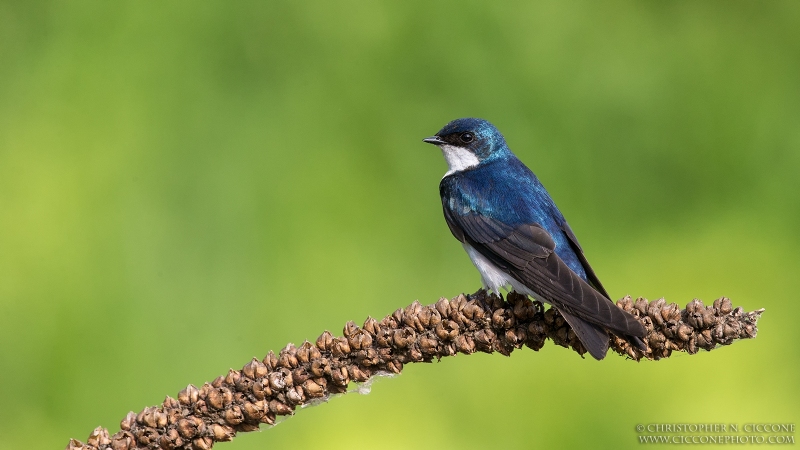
[2,1,799,449]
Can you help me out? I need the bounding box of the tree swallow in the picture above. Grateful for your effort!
[424,118,646,360]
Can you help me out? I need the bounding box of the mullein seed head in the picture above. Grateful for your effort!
[73,289,762,450]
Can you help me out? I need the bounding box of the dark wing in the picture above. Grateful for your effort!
[560,222,610,299]
[560,221,649,354]
[442,204,645,340]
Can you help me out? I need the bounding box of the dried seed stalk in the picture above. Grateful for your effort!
[67,290,763,450]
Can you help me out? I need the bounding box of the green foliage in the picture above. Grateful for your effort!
[1,1,798,448]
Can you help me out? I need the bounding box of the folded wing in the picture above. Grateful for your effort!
[442,200,646,340]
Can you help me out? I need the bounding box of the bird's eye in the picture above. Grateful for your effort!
[460,132,474,143]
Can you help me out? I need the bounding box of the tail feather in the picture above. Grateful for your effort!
[560,311,609,360]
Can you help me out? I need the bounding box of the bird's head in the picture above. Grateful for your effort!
[423,118,508,174]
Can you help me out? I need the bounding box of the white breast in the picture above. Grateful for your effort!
[462,243,539,299]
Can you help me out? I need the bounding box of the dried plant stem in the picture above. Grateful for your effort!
[67,290,763,450]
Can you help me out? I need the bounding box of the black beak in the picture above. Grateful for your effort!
[422,136,446,146]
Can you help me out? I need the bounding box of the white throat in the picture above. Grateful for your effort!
[441,144,480,177]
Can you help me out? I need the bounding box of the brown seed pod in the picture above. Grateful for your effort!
[302,379,325,398]
[435,320,459,341]
[723,323,740,339]
[357,348,380,366]
[403,301,424,330]
[387,359,403,374]
[159,429,183,450]
[163,395,179,410]
[331,337,351,356]
[392,308,404,325]
[260,412,276,425]
[419,336,439,354]
[634,297,648,315]
[86,427,110,447]
[120,412,136,431]
[408,347,424,362]
[252,380,270,399]
[504,329,522,347]
[177,384,200,406]
[237,423,260,432]
[67,439,86,450]
[177,417,205,439]
[343,320,358,337]
[242,357,267,380]
[450,294,467,313]
[462,300,483,321]
[677,324,693,342]
[225,368,240,386]
[193,436,214,450]
[392,327,416,348]
[268,399,293,416]
[435,297,451,317]
[310,358,328,377]
[207,385,233,410]
[279,344,299,369]
[617,295,634,312]
[715,297,733,315]
[268,371,286,391]
[263,350,278,370]
[348,329,373,350]
[349,365,371,382]
[132,426,159,446]
[137,406,158,428]
[491,308,514,329]
[648,298,666,326]
[211,375,225,388]
[242,400,266,421]
[223,405,244,425]
[110,431,134,450]
[330,366,350,386]
[455,335,475,354]
[363,316,379,334]
[286,385,305,404]
[212,424,236,442]
[511,297,535,321]
[299,340,316,363]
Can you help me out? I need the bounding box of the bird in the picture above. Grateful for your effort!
[423,118,646,360]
